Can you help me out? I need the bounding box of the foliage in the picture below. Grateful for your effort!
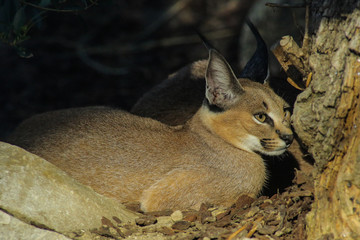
[0,0,97,58]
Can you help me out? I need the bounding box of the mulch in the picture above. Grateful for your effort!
[82,170,313,240]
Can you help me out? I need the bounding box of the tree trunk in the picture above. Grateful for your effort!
[289,0,360,239]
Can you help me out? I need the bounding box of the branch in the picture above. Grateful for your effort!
[20,0,98,13]
[137,0,193,40]
[265,2,306,8]
[83,29,237,55]
[271,36,310,90]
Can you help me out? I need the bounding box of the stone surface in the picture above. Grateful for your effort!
[0,210,71,240]
[155,216,174,228]
[0,141,139,235]
[170,210,183,222]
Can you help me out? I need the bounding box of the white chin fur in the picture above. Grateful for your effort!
[260,148,287,156]
[241,135,287,156]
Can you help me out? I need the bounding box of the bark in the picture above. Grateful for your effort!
[278,0,360,239]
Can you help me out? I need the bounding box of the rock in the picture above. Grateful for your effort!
[0,142,139,235]
[135,216,158,226]
[170,210,183,222]
[155,216,174,227]
[0,210,71,240]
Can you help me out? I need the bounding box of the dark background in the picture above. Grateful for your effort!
[0,0,304,139]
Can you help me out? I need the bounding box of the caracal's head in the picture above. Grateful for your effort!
[199,49,293,156]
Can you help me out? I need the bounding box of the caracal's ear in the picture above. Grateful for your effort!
[239,18,269,84]
[205,49,244,109]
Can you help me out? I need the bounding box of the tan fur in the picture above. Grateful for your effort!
[7,50,293,212]
[131,59,313,172]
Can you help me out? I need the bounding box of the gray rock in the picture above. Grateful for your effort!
[0,210,70,240]
[0,141,139,235]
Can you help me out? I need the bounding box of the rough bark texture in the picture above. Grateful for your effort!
[291,0,360,239]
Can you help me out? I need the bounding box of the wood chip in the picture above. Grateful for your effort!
[171,221,192,230]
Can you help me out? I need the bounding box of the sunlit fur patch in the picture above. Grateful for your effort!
[200,111,287,156]
[199,108,256,152]
[199,79,293,157]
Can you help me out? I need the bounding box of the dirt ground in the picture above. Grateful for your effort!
[1,1,313,239]
[68,170,313,240]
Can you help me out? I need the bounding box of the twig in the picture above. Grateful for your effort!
[38,28,237,58]
[265,2,306,8]
[84,29,237,55]
[48,28,236,75]
[227,224,248,240]
[291,10,304,37]
[20,0,98,13]
[271,35,308,90]
[226,215,264,240]
[246,216,264,238]
[302,1,311,53]
[76,42,128,76]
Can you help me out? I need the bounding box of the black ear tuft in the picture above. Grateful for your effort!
[239,18,269,83]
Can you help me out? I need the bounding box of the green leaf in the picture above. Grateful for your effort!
[13,6,26,33]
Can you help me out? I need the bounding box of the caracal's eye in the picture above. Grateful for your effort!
[254,113,267,123]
